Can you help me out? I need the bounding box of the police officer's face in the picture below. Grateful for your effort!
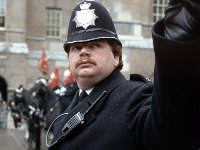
[68,39,119,90]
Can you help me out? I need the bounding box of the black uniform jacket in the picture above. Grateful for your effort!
[48,20,200,150]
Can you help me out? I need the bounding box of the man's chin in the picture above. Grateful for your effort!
[78,70,95,78]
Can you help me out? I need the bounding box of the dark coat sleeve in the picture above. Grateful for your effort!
[147,19,200,149]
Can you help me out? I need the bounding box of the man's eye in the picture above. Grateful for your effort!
[70,46,81,52]
[91,43,101,49]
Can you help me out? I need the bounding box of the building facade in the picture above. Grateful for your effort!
[0,0,168,89]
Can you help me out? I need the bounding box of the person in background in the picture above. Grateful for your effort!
[0,75,8,106]
[58,68,78,113]
[63,67,75,86]
[47,1,200,150]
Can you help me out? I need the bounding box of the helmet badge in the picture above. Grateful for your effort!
[73,2,98,30]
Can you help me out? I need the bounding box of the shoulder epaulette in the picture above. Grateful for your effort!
[130,74,152,83]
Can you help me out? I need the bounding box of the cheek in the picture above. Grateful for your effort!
[97,52,116,67]
[95,53,109,65]
[68,55,77,69]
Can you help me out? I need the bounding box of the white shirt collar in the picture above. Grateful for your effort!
[79,87,94,95]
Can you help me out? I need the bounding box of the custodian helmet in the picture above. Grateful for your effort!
[64,1,122,53]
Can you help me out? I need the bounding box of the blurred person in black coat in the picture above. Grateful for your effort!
[0,75,7,104]
[58,82,78,113]
[47,1,200,150]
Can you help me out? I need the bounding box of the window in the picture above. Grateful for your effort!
[46,8,62,38]
[153,0,168,22]
[0,0,6,28]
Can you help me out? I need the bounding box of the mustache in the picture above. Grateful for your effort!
[75,57,97,68]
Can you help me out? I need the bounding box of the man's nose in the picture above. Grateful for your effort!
[79,47,90,56]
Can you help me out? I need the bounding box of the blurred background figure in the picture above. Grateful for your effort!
[48,67,61,92]
[0,75,8,129]
[38,49,50,80]
[63,67,74,87]
[0,75,8,105]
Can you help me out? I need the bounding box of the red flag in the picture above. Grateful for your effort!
[49,67,60,89]
[63,67,75,86]
[38,49,49,76]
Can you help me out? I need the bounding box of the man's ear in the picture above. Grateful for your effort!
[114,55,120,68]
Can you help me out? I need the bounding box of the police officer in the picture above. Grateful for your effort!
[47,1,200,149]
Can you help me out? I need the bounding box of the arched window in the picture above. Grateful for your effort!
[153,0,168,22]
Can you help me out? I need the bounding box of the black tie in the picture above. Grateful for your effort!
[79,91,88,101]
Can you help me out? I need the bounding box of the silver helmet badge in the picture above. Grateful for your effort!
[73,2,98,29]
